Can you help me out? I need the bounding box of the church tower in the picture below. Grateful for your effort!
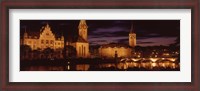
[129,23,136,47]
[24,27,28,39]
[78,20,88,41]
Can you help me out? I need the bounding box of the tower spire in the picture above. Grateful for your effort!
[61,30,64,41]
[79,20,86,25]
[46,22,49,28]
[129,21,136,47]
[24,26,27,33]
[130,21,134,33]
[24,26,28,38]
[78,20,88,41]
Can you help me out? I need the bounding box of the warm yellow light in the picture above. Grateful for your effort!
[131,58,140,62]
[152,63,157,67]
[169,58,176,62]
[150,58,158,62]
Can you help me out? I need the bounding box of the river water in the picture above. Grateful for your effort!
[21,61,180,71]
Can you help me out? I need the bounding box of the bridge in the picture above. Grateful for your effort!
[120,57,178,62]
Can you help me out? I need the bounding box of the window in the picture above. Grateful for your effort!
[41,40,43,44]
[84,46,85,56]
[51,40,54,44]
[46,33,49,36]
[46,40,49,44]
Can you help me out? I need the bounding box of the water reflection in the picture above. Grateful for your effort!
[76,64,90,71]
[22,61,180,71]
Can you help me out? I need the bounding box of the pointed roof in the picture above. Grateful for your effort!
[78,20,88,29]
[45,23,50,29]
[79,20,87,25]
[24,26,27,33]
[130,21,134,33]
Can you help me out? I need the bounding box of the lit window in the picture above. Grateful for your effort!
[41,40,44,44]
[51,40,54,44]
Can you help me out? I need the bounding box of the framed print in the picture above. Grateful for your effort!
[0,0,199,91]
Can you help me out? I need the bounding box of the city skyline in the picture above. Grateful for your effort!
[20,20,180,71]
[20,20,180,47]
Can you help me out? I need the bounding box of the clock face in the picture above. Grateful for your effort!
[81,24,87,29]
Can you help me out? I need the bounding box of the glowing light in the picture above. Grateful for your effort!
[169,58,176,62]
[162,63,166,68]
[172,63,176,69]
[163,53,169,56]
[131,58,140,62]
[152,63,157,67]
[120,59,125,62]
[150,58,158,62]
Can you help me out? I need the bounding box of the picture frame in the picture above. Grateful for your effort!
[0,0,199,91]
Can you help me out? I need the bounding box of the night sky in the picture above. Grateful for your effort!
[20,20,180,47]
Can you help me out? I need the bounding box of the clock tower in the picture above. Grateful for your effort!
[129,23,136,47]
[78,20,88,41]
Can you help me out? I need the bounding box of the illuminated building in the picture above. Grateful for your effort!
[20,23,64,59]
[21,23,64,50]
[99,43,132,58]
[21,20,90,59]
[129,24,136,47]
[98,24,136,58]
[65,20,90,58]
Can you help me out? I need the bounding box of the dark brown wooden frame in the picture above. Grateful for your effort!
[0,0,199,91]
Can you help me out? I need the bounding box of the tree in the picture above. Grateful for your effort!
[43,47,54,59]
[20,45,31,60]
[65,45,77,58]
[32,49,41,60]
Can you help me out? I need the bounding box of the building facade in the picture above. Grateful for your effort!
[66,20,90,58]
[20,23,64,59]
[21,23,64,50]
[99,43,132,58]
[98,23,136,58]
[21,20,90,60]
